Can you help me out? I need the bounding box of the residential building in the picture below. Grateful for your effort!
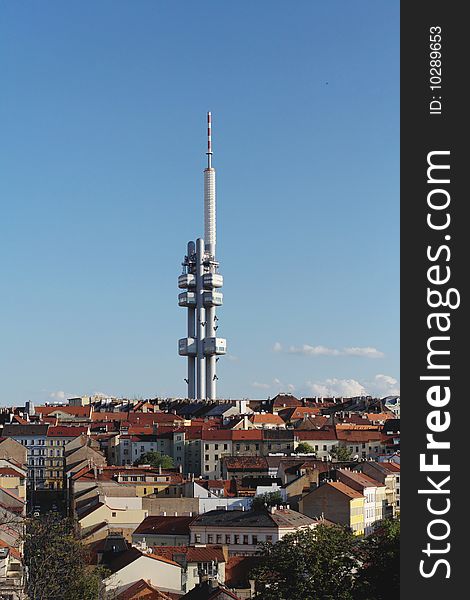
[103,546,182,596]
[294,430,338,459]
[132,515,195,547]
[357,460,399,516]
[45,425,89,489]
[299,481,365,536]
[2,424,49,489]
[190,507,317,556]
[149,545,227,594]
[337,469,386,535]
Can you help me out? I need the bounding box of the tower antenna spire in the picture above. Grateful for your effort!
[206,111,212,168]
[178,112,226,400]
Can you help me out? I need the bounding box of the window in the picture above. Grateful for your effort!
[266,535,273,543]
[235,444,240,451]
[216,534,222,543]
[154,488,158,494]
[215,444,218,450]
[205,465,209,471]
[195,534,201,543]
[243,535,249,544]
[143,488,147,495]
[214,454,219,460]
[205,444,209,450]
[234,535,239,544]
[205,454,209,461]
[112,512,116,518]
[252,535,258,545]
[255,443,259,450]
[225,534,231,544]
[208,534,213,543]
[165,488,170,495]
[223,444,228,450]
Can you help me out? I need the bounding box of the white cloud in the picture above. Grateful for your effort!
[275,342,385,359]
[288,344,341,356]
[49,391,68,401]
[305,378,367,397]
[368,374,400,396]
[304,374,400,398]
[344,347,385,358]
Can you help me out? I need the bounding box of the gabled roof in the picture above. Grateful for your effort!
[105,546,180,574]
[323,481,364,499]
[116,579,175,599]
[36,405,92,418]
[133,515,195,536]
[249,414,285,426]
[272,394,301,408]
[379,461,400,472]
[337,469,384,490]
[181,581,242,600]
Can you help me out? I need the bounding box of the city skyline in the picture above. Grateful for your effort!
[0,1,399,405]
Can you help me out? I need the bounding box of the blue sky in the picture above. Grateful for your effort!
[0,1,399,405]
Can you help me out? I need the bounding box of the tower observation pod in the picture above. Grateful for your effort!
[178,112,226,400]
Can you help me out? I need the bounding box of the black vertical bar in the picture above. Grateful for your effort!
[401,2,466,596]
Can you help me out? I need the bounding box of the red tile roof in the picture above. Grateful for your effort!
[116,579,175,600]
[338,469,384,489]
[232,430,262,441]
[47,426,89,437]
[335,429,382,443]
[0,467,25,477]
[133,515,195,536]
[380,461,401,472]
[324,481,364,499]
[250,414,285,425]
[36,405,92,418]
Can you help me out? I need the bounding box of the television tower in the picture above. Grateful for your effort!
[178,112,226,399]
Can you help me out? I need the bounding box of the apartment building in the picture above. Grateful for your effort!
[2,424,49,489]
[299,481,365,536]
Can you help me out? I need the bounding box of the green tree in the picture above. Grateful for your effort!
[295,441,315,454]
[252,524,360,600]
[330,445,353,461]
[23,513,109,600]
[251,491,284,511]
[134,451,174,469]
[354,519,400,600]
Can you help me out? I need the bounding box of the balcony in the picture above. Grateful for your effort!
[178,292,196,307]
[203,273,223,288]
[179,338,197,356]
[203,291,223,307]
[204,337,227,355]
[178,273,196,289]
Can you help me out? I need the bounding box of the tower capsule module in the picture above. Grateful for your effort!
[178,112,226,399]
